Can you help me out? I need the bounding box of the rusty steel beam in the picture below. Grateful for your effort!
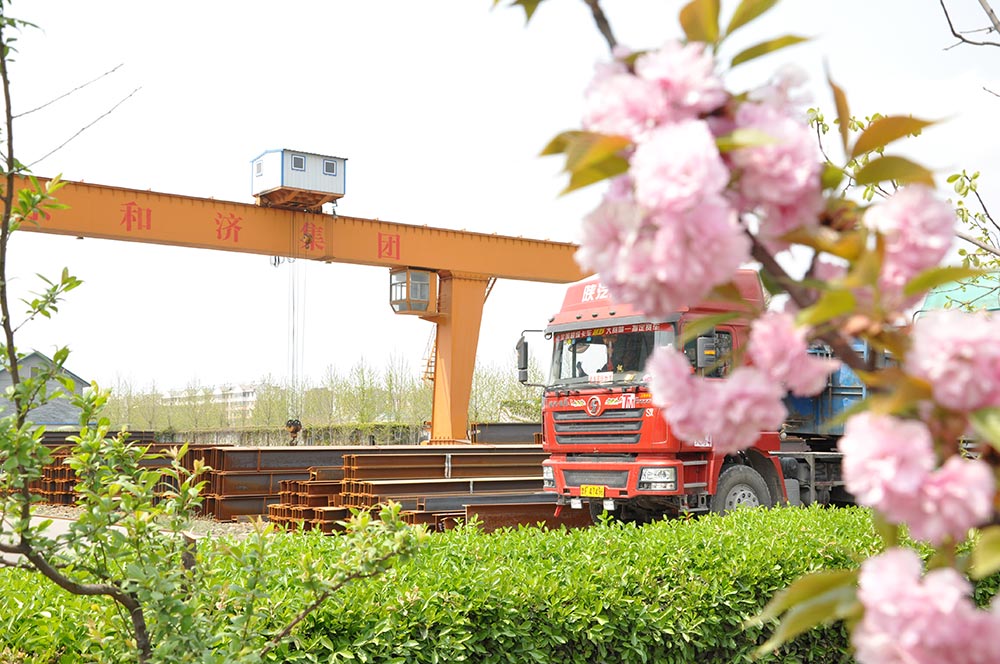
[354,476,542,496]
[465,502,593,533]
[211,471,310,496]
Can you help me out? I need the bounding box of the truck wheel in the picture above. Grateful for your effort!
[711,465,772,514]
[589,500,617,524]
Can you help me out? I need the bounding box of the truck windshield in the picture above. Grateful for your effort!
[548,323,676,386]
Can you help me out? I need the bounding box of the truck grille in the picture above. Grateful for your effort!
[552,408,644,445]
[563,470,629,488]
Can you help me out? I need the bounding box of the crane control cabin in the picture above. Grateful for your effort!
[15,153,585,443]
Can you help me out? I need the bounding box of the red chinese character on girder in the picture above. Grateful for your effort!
[300,221,325,252]
[215,212,242,242]
[378,232,400,260]
[120,201,152,231]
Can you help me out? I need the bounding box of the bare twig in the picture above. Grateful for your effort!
[939,0,1000,46]
[583,0,616,52]
[27,86,141,169]
[14,63,123,119]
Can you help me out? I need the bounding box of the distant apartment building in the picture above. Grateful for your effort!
[162,384,258,426]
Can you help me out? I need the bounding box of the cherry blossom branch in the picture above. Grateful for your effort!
[957,229,1000,258]
[748,233,869,373]
[582,0,616,52]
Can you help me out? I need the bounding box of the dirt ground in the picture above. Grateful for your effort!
[30,504,267,539]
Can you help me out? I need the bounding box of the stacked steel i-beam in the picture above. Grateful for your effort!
[266,446,555,532]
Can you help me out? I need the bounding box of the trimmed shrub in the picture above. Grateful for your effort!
[11,506,986,662]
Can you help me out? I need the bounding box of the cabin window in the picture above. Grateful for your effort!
[323,159,337,176]
[291,154,306,171]
[254,161,263,176]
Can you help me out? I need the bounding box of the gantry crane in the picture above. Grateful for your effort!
[15,176,585,443]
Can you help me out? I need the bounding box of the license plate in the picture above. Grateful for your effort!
[580,484,605,498]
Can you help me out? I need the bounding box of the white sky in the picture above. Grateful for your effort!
[6,0,1000,392]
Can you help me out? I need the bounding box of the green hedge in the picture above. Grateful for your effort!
[0,506,931,663]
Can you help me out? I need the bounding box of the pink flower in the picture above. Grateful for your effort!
[580,194,749,318]
[903,456,995,545]
[648,348,786,454]
[582,70,668,142]
[708,366,787,453]
[854,548,988,664]
[838,413,935,519]
[748,312,840,396]
[906,309,1000,411]
[574,191,644,282]
[864,186,955,309]
[647,346,716,443]
[634,40,727,120]
[630,120,730,214]
[728,101,822,241]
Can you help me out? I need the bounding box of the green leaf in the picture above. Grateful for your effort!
[969,408,1000,453]
[749,568,858,625]
[494,0,544,22]
[679,312,742,346]
[725,0,780,37]
[971,526,1000,579]
[902,266,993,298]
[854,155,935,187]
[679,0,720,44]
[827,71,851,154]
[562,156,630,194]
[715,128,777,152]
[851,115,935,159]
[821,163,846,190]
[756,585,860,656]
[542,131,631,194]
[730,35,808,67]
[563,133,632,175]
[795,289,855,327]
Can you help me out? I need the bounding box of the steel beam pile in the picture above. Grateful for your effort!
[199,444,540,521]
[24,439,218,507]
[264,446,555,532]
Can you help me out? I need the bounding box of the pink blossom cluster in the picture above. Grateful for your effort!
[838,412,995,545]
[747,312,839,396]
[906,309,1000,411]
[646,346,786,454]
[575,39,821,317]
[854,548,1000,664]
[864,186,956,309]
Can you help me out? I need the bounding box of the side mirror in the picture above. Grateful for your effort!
[696,335,717,369]
[516,336,529,383]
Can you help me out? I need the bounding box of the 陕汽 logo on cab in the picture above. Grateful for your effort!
[586,396,602,416]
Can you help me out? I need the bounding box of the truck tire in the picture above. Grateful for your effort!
[711,465,772,514]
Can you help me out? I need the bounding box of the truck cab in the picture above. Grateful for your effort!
[518,270,796,523]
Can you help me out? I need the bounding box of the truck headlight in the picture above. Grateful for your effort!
[640,467,675,482]
[542,465,555,488]
[638,466,676,491]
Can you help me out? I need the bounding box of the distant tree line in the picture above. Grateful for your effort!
[103,356,545,437]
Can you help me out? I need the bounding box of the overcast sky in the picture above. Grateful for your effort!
[6,0,1000,393]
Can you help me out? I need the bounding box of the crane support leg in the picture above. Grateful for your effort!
[427,272,490,443]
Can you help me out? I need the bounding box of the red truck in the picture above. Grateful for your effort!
[516,269,857,523]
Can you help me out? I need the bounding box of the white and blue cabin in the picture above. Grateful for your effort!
[251,149,347,211]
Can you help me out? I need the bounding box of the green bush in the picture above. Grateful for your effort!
[2,506,943,663]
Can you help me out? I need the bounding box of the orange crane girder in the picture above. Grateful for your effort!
[14,176,587,442]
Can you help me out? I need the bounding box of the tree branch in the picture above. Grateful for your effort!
[27,87,141,169]
[582,0,616,52]
[939,0,1000,46]
[747,233,869,373]
[956,229,1000,258]
[14,63,123,119]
